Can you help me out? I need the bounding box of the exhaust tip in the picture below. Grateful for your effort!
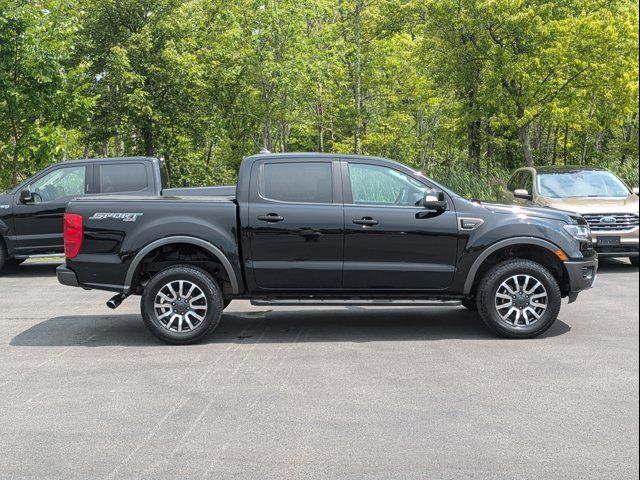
[107,294,126,310]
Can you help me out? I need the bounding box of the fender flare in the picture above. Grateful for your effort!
[124,236,240,294]
[463,237,564,295]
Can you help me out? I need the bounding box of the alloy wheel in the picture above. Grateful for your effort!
[494,274,548,327]
[154,280,208,333]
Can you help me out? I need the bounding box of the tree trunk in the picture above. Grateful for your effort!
[316,85,325,152]
[143,120,154,156]
[580,131,588,165]
[551,124,559,165]
[467,118,481,174]
[353,0,362,154]
[264,101,273,151]
[518,122,534,167]
[563,124,569,165]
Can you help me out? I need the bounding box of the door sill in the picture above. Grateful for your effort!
[250,298,462,307]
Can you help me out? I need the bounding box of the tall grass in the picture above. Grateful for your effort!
[428,165,510,201]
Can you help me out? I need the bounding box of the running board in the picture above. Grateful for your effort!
[250,299,462,307]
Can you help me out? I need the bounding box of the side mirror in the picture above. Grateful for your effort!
[633,187,639,196]
[19,189,33,204]
[423,189,447,211]
[514,189,532,200]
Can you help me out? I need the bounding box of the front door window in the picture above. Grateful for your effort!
[28,166,86,203]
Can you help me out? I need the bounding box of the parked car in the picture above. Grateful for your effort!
[0,156,234,272]
[57,152,597,343]
[502,166,639,266]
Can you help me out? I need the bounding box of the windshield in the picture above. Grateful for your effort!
[538,170,630,198]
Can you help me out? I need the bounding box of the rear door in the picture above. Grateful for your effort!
[12,164,91,254]
[247,158,344,290]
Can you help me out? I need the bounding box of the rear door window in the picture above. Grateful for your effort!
[99,163,148,193]
[260,162,333,203]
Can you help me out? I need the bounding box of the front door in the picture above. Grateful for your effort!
[342,161,459,290]
[12,164,89,254]
[247,159,344,290]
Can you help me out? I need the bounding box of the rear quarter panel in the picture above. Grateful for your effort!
[66,197,240,291]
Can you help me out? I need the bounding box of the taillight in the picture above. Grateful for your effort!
[64,213,83,258]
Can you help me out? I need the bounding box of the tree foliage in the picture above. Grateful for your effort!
[1,0,638,195]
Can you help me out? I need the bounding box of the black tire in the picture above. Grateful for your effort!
[141,265,224,345]
[630,257,639,267]
[477,259,561,339]
[11,258,26,266]
[223,299,232,309]
[461,297,477,311]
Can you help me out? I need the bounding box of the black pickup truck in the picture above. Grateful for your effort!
[57,152,598,343]
[0,156,233,271]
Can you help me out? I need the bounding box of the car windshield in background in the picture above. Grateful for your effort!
[538,170,630,198]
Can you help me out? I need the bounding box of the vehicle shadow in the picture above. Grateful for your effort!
[596,257,638,274]
[1,261,62,278]
[10,307,571,347]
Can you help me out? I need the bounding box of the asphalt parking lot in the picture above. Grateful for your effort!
[0,259,638,480]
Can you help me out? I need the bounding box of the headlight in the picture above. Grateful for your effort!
[563,224,591,241]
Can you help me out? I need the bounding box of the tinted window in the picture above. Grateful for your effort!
[261,162,332,203]
[521,172,533,192]
[100,163,148,193]
[349,163,427,206]
[507,172,522,192]
[29,166,86,203]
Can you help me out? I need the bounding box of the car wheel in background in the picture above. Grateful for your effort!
[477,259,561,339]
[141,265,224,345]
[630,257,639,268]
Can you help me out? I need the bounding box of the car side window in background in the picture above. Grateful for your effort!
[507,172,522,192]
[349,163,427,206]
[261,162,333,203]
[521,172,533,193]
[100,163,148,193]
[29,166,86,203]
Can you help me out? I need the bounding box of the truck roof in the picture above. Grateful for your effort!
[245,152,394,162]
[54,156,159,167]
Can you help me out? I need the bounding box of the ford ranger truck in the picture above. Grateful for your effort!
[56,153,598,344]
[0,156,234,272]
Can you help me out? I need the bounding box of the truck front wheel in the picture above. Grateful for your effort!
[476,259,561,339]
[141,265,224,344]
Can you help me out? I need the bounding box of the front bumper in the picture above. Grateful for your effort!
[564,257,598,298]
[591,229,639,258]
[56,265,79,287]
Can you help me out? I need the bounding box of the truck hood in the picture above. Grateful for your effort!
[480,202,580,224]
[537,194,639,215]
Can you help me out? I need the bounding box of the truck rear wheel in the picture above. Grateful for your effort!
[630,257,639,268]
[141,265,224,345]
[476,259,561,339]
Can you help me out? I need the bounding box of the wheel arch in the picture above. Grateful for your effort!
[124,236,240,295]
[464,237,570,296]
